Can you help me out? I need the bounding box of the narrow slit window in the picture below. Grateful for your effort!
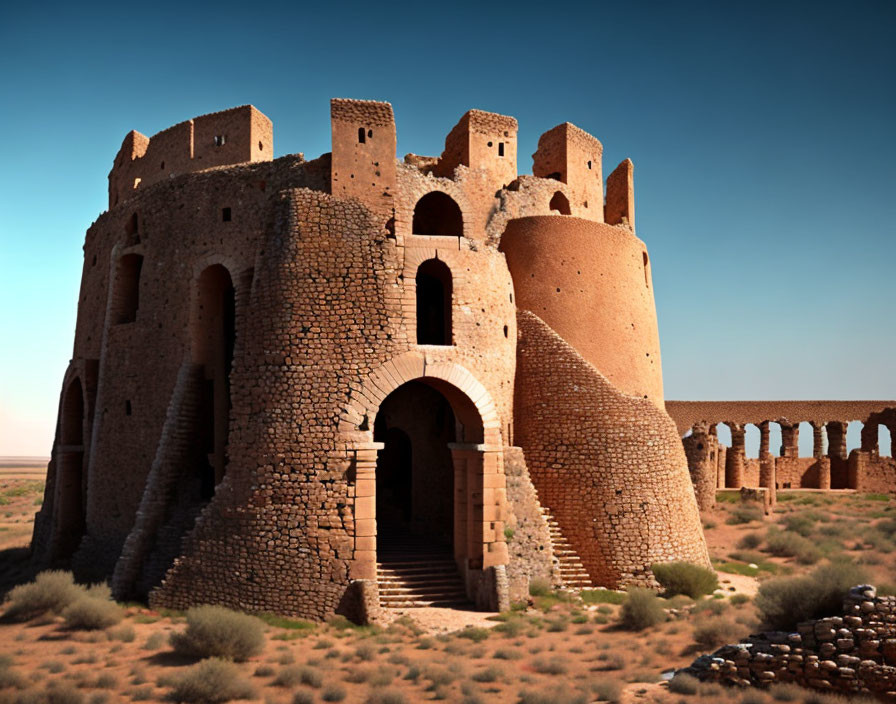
[222,207,232,222]
[358,127,366,144]
[498,142,505,157]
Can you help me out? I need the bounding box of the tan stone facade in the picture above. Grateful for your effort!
[31,98,709,620]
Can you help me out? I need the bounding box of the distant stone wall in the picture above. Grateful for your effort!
[685,585,896,698]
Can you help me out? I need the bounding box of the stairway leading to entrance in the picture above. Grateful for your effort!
[540,507,594,589]
[376,530,469,608]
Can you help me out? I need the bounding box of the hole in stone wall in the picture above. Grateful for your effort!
[368,129,373,139]
[214,135,226,147]
[125,400,132,416]
[587,160,592,169]
[498,142,505,157]
[503,325,508,338]
[416,259,453,345]
[546,172,562,181]
[258,141,263,151]
[160,161,165,170]
[643,252,650,287]
[125,212,139,239]
[549,191,571,215]
[881,425,893,457]
[114,254,143,325]
[412,192,463,237]
[91,254,97,266]
[222,207,232,222]
[358,127,366,144]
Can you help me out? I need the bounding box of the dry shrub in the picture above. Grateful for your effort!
[62,585,124,630]
[170,605,265,661]
[531,656,567,675]
[591,679,622,703]
[651,562,718,598]
[291,692,314,704]
[3,571,83,621]
[755,561,868,630]
[517,687,588,704]
[364,690,407,704]
[619,588,665,631]
[764,529,822,565]
[322,684,347,702]
[727,504,764,525]
[166,658,256,703]
[667,672,699,695]
[693,617,745,649]
[528,578,552,597]
[737,532,763,550]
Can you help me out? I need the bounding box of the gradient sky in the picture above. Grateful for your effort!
[1,0,894,457]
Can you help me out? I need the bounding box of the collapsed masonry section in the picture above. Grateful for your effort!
[684,585,896,698]
[514,311,710,587]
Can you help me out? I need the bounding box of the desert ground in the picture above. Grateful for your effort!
[2,467,893,704]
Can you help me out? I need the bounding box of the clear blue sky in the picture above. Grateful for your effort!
[1,0,894,457]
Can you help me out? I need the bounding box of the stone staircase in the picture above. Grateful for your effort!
[541,507,594,589]
[377,532,469,608]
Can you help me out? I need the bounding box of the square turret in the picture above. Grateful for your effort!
[532,123,603,219]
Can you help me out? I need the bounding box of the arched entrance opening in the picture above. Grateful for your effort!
[412,191,463,237]
[549,191,571,215]
[55,377,86,558]
[416,259,452,345]
[192,264,236,497]
[370,377,488,607]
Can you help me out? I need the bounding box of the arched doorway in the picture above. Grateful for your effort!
[370,378,489,607]
[549,191,571,215]
[55,378,86,558]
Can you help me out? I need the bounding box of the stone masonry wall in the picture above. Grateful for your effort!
[514,311,710,587]
[502,446,555,601]
[685,585,896,699]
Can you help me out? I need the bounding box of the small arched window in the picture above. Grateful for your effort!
[114,254,143,324]
[416,259,452,345]
[412,192,463,237]
[549,191,571,215]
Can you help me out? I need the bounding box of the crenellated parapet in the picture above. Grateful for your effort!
[108,105,273,209]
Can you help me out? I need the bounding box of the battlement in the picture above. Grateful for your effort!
[434,109,519,190]
[533,122,604,220]
[108,105,273,208]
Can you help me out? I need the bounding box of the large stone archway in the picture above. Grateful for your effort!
[340,354,509,610]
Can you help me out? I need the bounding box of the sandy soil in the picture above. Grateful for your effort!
[2,472,893,704]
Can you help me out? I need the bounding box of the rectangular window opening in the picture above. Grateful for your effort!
[222,207,232,222]
[498,142,505,157]
[214,135,226,147]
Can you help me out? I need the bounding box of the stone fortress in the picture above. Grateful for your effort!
[30,98,716,619]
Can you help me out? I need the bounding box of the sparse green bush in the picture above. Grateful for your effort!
[456,627,489,642]
[782,514,816,537]
[618,588,665,631]
[693,617,745,649]
[44,684,86,704]
[3,571,83,621]
[364,690,407,704]
[321,684,347,702]
[737,532,763,550]
[667,672,699,695]
[755,560,869,630]
[528,578,552,597]
[170,605,265,661]
[591,679,622,703]
[764,529,821,564]
[652,562,718,598]
[493,647,523,660]
[580,589,626,605]
[531,656,567,675]
[143,632,166,650]
[471,665,502,682]
[730,593,751,606]
[62,585,124,630]
[166,658,256,702]
[727,504,764,525]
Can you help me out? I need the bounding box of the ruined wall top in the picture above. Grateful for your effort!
[330,98,396,127]
[666,400,896,435]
